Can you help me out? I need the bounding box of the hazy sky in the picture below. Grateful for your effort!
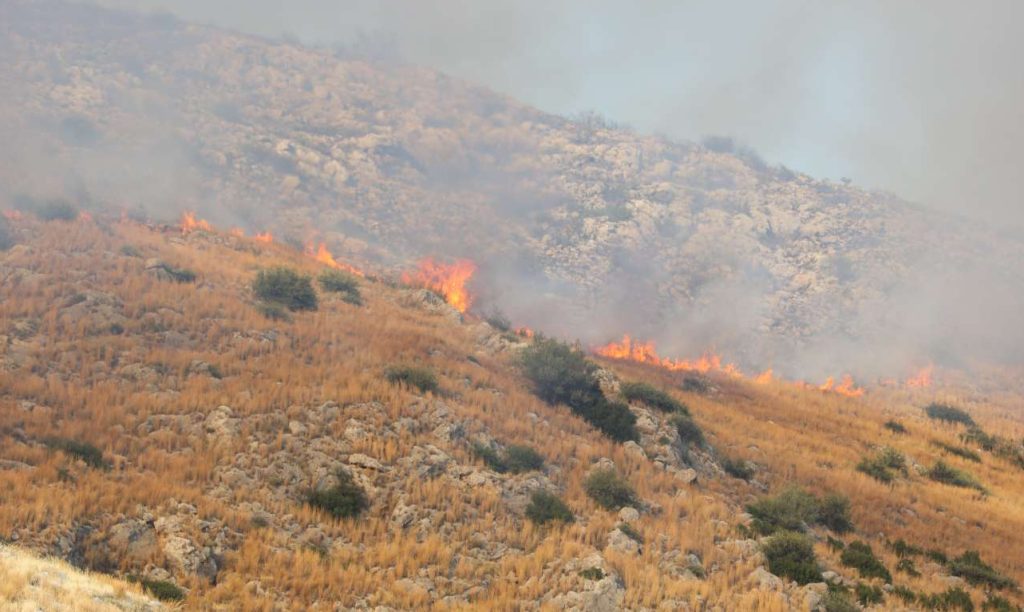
[92,0,1024,229]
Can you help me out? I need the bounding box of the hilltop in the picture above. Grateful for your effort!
[0,212,1021,610]
[3,0,1023,378]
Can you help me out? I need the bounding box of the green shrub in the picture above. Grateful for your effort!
[982,593,1020,611]
[932,440,981,462]
[889,538,923,558]
[925,403,975,426]
[721,454,754,480]
[584,468,637,510]
[948,551,1016,590]
[817,494,854,534]
[307,470,368,518]
[36,199,78,221]
[928,461,985,492]
[318,269,362,305]
[893,585,918,604]
[504,445,544,473]
[139,578,185,601]
[484,310,511,332]
[257,301,291,321]
[761,531,822,585]
[620,381,687,414]
[918,587,975,611]
[385,365,438,393]
[840,541,892,582]
[579,567,604,580]
[671,413,704,446]
[43,437,109,469]
[884,419,908,434]
[896,557,921,577]
[166,266,196,283]
[520,339,637,442]
[857,446,907,483]
[525,490,573,525]
[926,549,949,564]
[827,535,846,552]
[252,267,318,311]
[119,244,142,257]
[472,443,508,473]
[855,583,884,606]
[821,589,859,612]
[961,427,997,451]
[746,487,821,535]
[617,522,643,543]
[681,376,710,394]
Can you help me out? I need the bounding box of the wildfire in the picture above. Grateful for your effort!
[754,369,774,384]
[905,365,933,388]
[593,335,742,376]
[2,210,23,221]
[253,231,273,244]
[402,258,477,313]
[180,211,212,234]
[817,375,865,398]
[515,327,535,339]
[304,241,363,276]
[229,227,245,237]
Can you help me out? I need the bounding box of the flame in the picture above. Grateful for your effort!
[304,241,363,276]
[515,327,535,339]
[754,369,774,384]
[180,211,212,234]
[229,227,245,237]
[253,232,273,244]
[593,335,742,376]
[905,365,933,388]
[402,258,477,313]
[2,210,23,221]
[818,374,865,398]
[78,211,93,223]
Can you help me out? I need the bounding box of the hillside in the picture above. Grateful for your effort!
[3,0,1023,380]
[0,212,1022,610]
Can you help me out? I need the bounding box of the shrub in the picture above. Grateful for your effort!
[385,365,438,393]
[119,244,142,257]
[857,446,907,483]
[926,549,949,564]
[671,413,704,446]
[617,522,643,543]
[681,376,710,394]
[896,558,921,577]
[166,266,196,283]
[579,567,604,580]
[918,587,975,611]
[761,531,822,585]
[504,445,544,473]
[472,443,507,473]
[893,585,918,604]
[827,535,846,552]
[318,269,362,305]
[257,302,291,321]
[620,381,687,414]
[36,199,78,221]
[520,339,638,442]
[721,454,754,480]
[840,541,892,582]
[983,593,1019,611]
[584,468,637,510]
[307,470,368,518]
[484,310,511,332]
[884,419,908,434]
[961,427,997,451]
[855,583,884,606]
[928,461,985,492]
[889,538,923,558]
[746,487,821,535]
[948,551,1016,590]
[43,437,109,470]
[252,267,318,311]
[925,403,975,426]
[932,440,982,462]
[139,579,185,601]
[817,494,854,534]
[525,490,573,525]
[821,589,859,612]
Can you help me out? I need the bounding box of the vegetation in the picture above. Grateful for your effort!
[821,589,859,612]
[918,587,975,611]
[671,413,704,446]
[720,454,754,480]
[925,403,975,426]
[840,541,892,582]
[928,461,986,492]
[584,468,637,510]
[525,490,573,525]
[893,585,918,604]
[761,531,822,585]
[256,301,291,321]
[307,470,368,519]
[484,310,511,332]
[520,339,638,442]
[318,269,362,305]
[857,446,907,483]
[855,583,884,606]
[680,376,710,394]
[817,494,854,534]
[961,427,998,451]
[620,381,687,413]
[253,267,318,311]
[884,419,908,434]
[138,578,186,601]
[746,487,852,535]
[472,443,544,474]
[617,522,643,544]
[43,437,109,470]
[578,567,605,580]
[949,551,1017,590]
[933,440,982,462]
[896,557,921,577]
[385,365,439,393]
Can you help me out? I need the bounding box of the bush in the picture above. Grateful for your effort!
[949,551,1016,590]
[257,301,291,321]
[472,443,507,473]
[918,587,975,611]
[617,522,643,543]
[252,267,318,311]
[857,446,907,483]
[318,269,362,305]
[504,445,545,473]
[681,376,710,394]
[821,589,859,612]
[166,266,196,283]
[43,437,109,469]
[525,490,573,525]
[520,339,638,442]
[584,468,637,510]
[671,413,704,446]
[889,538,923,558]
[896,558,921,577]
[746,487,821,535]
[721,454,754,480]
[139,578,185,601]
[840,541,892,582]
[307,470,368,518]
[484,310,511,332]
[817,494,854,534]
[119,244,142,257]
[961,427,997,451]
[928,461,985,492]
[926,549,949,564]
[893,585,918,604]
[925,403,975,426]
[761,531,822,585]
[932,440,982,463]
[884,419,908,434]
[855,583,884,606]
[579,567,604,580]
[620,382,687,414]
[983,593,1019,611]
[385,365,438,393]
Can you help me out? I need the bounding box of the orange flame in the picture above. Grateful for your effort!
[905,365,933,388]
[180,211,212,234]
[402,258,477,313]
[515,327,535,339]
[229,227,245,237]
[253,231,273,244]
[818,375,865,398]
[593,335,743,376]
[2,210,23,221]
[754,369,774,384]
[304,242,363,276]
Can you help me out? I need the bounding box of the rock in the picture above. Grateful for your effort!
[288,420,307,436]
[674,468,698,485]
[204,406,239,439]
[107,520,158,566]
[803,582,827,609]
[582,574,625,612]
[605,528,641,555]
[348,453,385,471]
[622,441,647,461]
[821,571,842,585]
[618,507,640,522]
[162,535,218,582]
[394,577,432,599]
[390,502,417,529]
[749,567,782,590]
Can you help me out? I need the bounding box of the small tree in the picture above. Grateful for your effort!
[584,468,637,510]
[307,470,368,518]
[525,490,573,525]
[504,445,545,473]
[925,403,975,426]
[253,267,318,311]
[762,531,822,585]
[385,365,438,393]
[318,269,362,305]
[620,381,688,414]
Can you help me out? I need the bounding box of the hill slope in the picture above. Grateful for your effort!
[0,213,1022,610]
[3,0,1023,378]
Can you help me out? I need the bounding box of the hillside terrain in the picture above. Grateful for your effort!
[3,0,1023,379]
[0,212,1022,610]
